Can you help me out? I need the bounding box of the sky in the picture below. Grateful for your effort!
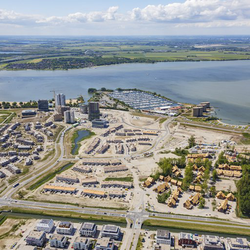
[0,0,250,36]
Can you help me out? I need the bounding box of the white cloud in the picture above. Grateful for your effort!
[37,6,120,24]
[130,0,249,23]
[0,9,40,25]
[0,0,250,32]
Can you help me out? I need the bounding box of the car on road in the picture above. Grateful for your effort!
[13,183,19,188]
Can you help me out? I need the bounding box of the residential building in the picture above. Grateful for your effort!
[200,102,210,111]
[56,221,74,235]
[178,232,196,247]
[109,190,125,198]
[17,145,32,150]
[97,144,110,154]
[26,231,46,247]
[88,102,100,121]
[25,158,33,166]
[56,93,66,107]
[84,138,101,154]
[73,237,91,250]
[79,222,97,237]
[79,104,88,114]
[227,238,250,250]
[103,165,128,173]
[7,164,21,174]
[192,106,203,117]
[38,100,49,111]
[100,225,121,240]
[56,175,79,184]
[95,238,114,250]
[43,185,77,194]
[92,119,109,128]
[82,189,106,198]
[82,177,98,186]
[36,219,54,233]
[64,110,75,124]
[72,165,92,173]
[22,110,36,117]
[50,234,68,248]
[156,230,171,245]
[0,171,6,178]
[203,235,225,250]
[218,199,228,213]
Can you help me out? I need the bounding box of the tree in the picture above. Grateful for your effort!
[157,158,173,176]
[188,135,196,148]
[88,88,97,94]
[199,197,205,209]
[212,169,218,182]
[12,102,17,108]
[237,165,250,216]
[210,186,216,197]
[157,191,171,204]
[77,95,85,104]
[182,164,193,190]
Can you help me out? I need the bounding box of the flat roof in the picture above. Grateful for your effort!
[83,189,105,195]
[74,236,89,244]
[51,234,66,240]
[38,219,53,224]
[43,185,76,192]
[22,110,36,113]
[28,230,45,239]
[103,224,119,232]
[82,177,97,183]
[81,222,96,230]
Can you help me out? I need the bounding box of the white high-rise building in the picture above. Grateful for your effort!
[56,93,66,107]
[64,110,75,124]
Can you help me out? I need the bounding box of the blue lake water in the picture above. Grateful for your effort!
[72,130,90,155]
[0,60,250,124]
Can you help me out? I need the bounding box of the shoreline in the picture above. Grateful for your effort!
[0,61,250,125]
[1,58,250,72]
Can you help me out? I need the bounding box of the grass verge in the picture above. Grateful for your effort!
[241,133,250,145]
[2,207,126,225]
[136,233,143,250]
[159,118,168,124]
[8,166,29,185]
[143,219,250,236]
[28,162,74,190]
[131,111,159,120]
[104,177,133,182]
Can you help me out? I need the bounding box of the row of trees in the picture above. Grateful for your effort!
[0,101,38,109]
[237,165,250,216]
[6,57,157,70]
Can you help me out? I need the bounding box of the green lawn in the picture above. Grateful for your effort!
[104,177,133,182]
[143,219,250,236]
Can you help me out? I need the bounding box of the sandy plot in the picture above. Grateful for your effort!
[177,125,233,144]
[216,179,237,192]
[0,219,34,250]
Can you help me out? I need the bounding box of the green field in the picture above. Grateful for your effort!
[0,110,13,123]
[104,177,133,182]
[143,219,250,236]
[1,37,250,70]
